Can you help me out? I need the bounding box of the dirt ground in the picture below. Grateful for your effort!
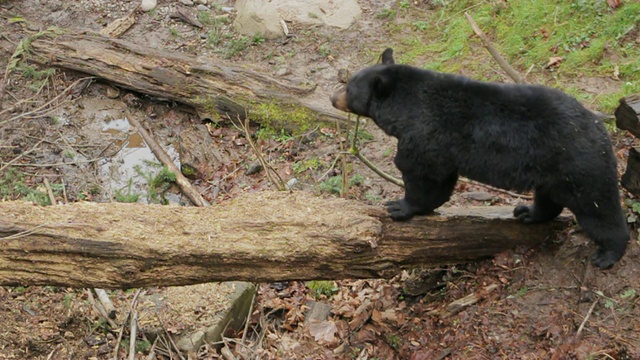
[1,0,639,359]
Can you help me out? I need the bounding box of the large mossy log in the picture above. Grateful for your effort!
[0,192,570,289]
[25,31,343,132]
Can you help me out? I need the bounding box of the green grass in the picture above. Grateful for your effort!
[318,174,364,195]
[380,0,640,113]
[132,163,177,204]
[223,36,250,58]
[115,178,140,203]
[0,169,59,205]
[306,280,338,298]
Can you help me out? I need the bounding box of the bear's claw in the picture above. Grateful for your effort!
[513,205,535,224]
[385,200,414,221]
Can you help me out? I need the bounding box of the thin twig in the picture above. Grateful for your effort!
[129,311,138,360]
[436,1,487,26]
[0,138,45,173]
[576,299,598,336]
[240,288,257,346]
[220,346,237,360]
[87,289,118,329]
[128,114,209,206]
[0,223,52,240]
[43,178,56,205]
[335,118,349,197]
[0,77,94,125]
[317,154,344,183]
[154,309,186,360]
[236,117,286,190]
[61,178,68,203]
[465,12,524,84]
[348,115,404,187]
[145,337,158,360]
[112,289,144,360]
[351,149,404,187]
[460,178,532,199]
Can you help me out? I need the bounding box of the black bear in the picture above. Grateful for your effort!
[330,48,629,269]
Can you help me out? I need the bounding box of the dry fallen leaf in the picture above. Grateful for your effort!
[607,0,622,9]
[308,320,338,343]
[545,56,564,69]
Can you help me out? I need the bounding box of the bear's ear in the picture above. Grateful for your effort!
[380,48,395,65]
[373,75,392,98]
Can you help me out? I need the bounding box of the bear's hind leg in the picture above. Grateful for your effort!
[386,172,458,221]
[571,209,629,269]
[514,189,563,224]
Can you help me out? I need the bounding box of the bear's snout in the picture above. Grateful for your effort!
[330,89,349,112]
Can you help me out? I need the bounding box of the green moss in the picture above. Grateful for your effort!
[180,163,198,179]
[249,101,322,135]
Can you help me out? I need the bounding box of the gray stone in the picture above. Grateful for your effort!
[274,67,290,77]
[461,191,495,202]
[196,4,209,11]
[234,0,361,39]
[304,301,332,324]
[286,178,298,190]
[179,0,194,6]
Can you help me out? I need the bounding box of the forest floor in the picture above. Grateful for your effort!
[1,0,640,359]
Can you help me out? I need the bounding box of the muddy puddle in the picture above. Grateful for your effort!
[100,117,179,203]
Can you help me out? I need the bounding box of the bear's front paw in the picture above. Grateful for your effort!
[513,205,535,224]
[385,200,414,221]
[592,249,622,269]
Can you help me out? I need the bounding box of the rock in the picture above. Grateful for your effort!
[274,67,290,77]
[286,178,298,190]
[196,4,209,11]
[234,0,362,39]
[140,0,157,12]
[461,191,495,202]
[179,0,194,5]
[245,162,263,175]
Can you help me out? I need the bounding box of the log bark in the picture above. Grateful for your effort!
[0,192,570,289]
[621,147,640,197]
[25,30,344,132]
[615,94,640,137]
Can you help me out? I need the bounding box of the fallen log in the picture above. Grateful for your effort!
[0,191,570,289]
[23,30,343,132]
[615,94,640,138]
[621,147,640,197]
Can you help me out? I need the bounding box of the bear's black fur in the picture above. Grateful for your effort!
[330,48,629,269]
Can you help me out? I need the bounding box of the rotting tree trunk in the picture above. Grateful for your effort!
[616,94,640,196]
[621,147,640,197]
[616,94,640,138]
[0,191,570,289]
[25,30,344,132]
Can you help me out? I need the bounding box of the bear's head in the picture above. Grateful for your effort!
[330,48,396,118]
